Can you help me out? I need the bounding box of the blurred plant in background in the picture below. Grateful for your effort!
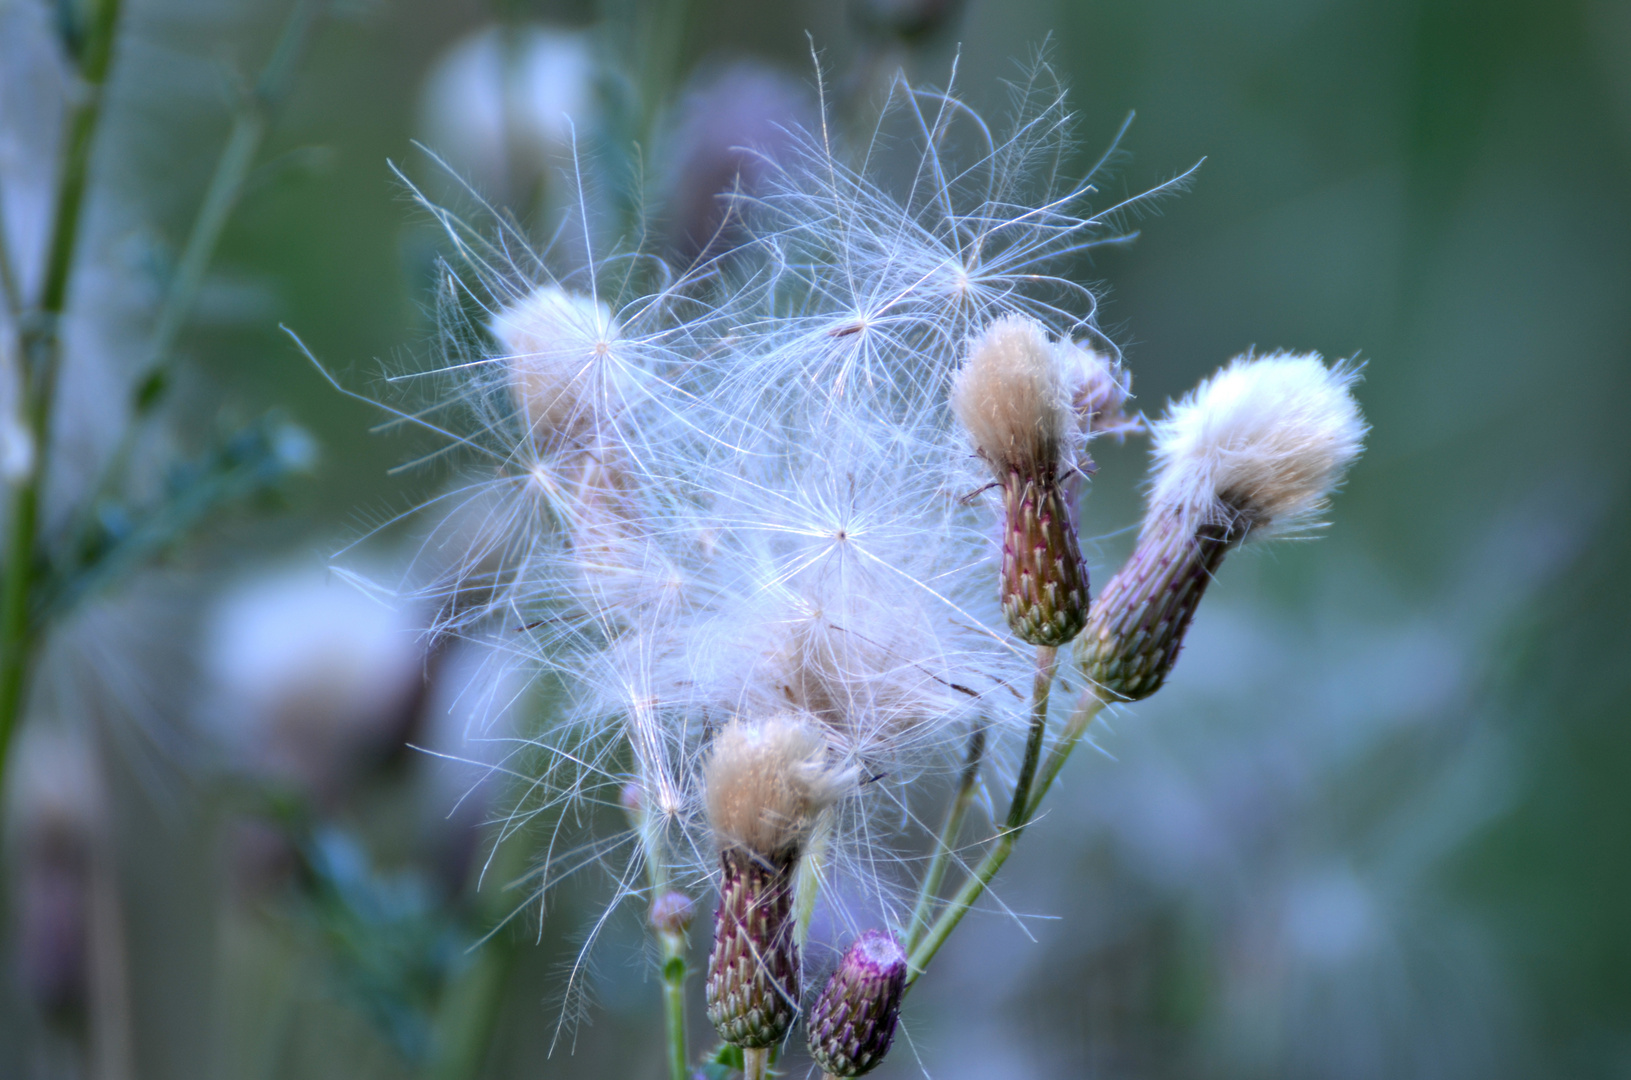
[4,0,1631,1078]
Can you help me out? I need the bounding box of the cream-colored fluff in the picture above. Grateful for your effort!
[951,314,1133,475]
[703,714,852,858]
[950,315,1075,476]
[490,285,623,451]
[1148,353,1365,538]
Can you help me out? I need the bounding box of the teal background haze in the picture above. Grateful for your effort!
[4,0,1631,1076]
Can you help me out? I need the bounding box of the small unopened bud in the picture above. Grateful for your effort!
[651,890,696,936]
[702,715,852,1049]
[953,315,1109,646]
[807,930,908,1077]
[1077,353,1365,700]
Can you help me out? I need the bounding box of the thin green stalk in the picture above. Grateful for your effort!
[1025,691,1106,823]
[0,481,39,769]
[427,943,516,1080]
[145,0,319,377]
[742,1046,769,1080]
[905,822,1015,983]
[905,681,1105,985]
[629,778,689,1080]
[0,0,123,796]
[0,196,22,319]
[905,723,985,954]
[1005,645,1058,831]
[657,923,688,1080]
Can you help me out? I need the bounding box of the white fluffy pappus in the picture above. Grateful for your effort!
[951,313,1133,478]
[1147,352,1366,539]
[417,23,597,210]
[709,65,1195,424]
[951,314,1076,477]
[201,566,426,801]
[703,713,855,859]
[347,60,1190,989]
[491,284,630,454]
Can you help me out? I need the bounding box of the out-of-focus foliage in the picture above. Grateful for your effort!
[3,0,1629,1077]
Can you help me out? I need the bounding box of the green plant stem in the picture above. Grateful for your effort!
[146,0,319,377]
[905,723,985,954]
[657,924,688,1080]
[1025,691,1106,823]
[629,776,689,1080]
[85,0,320,521]
[0,0,122,793]
[742,1046,769,1080]
[905,679,1106,985]
[1006,646,1058,830]
[428,943,516,1080]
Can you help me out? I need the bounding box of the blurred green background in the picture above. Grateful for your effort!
[4,0,1631,1076]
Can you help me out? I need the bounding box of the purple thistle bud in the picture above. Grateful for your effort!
[953,316,1107,647]
[806,930,908,1077]
[651,890,696,936]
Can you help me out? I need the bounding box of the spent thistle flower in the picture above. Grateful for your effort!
[952,314,1131,646]
[1077,353,1366,701]
[703,713,853,1049]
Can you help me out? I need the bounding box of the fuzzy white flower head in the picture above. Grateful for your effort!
[491,284,627,454]
[1148,352,1366,539]
[951,314,1079,478]
[704,713,855,860]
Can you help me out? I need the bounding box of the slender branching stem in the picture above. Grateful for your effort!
[905,683,1105,985]
[146,0,320,379]
[1025,691,1106,823]
[905,722,985,954]
[83,0,321,523]
[631,775,689,1080]
[0,0,123,805]
[657,925,688,1080]
[1005,645,1058,830]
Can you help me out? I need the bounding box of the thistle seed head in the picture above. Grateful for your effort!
[952,315,1096,646]
[417,24,596,210]
[950,314,1078,480]
[998,471,1091,647]
[807,929,908,1077]
[704,714,852,862]
[1078,353,1366,700]
[1075,516,1230,702]
[706,848,801,1048]
[1148,352,1365,540]
[490,284,625,455]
